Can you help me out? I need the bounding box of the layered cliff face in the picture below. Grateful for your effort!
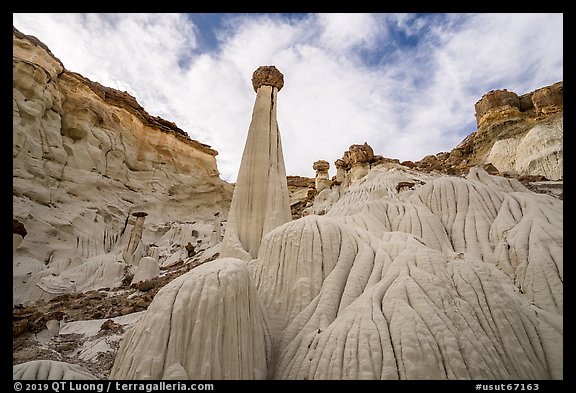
[448,83,563,180]
[388,82,563,183]
[13,28,233,306]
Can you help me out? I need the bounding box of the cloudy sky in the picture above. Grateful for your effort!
[13,13,563,182]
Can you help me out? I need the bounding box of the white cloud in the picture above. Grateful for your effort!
[13,13,563,182]
[316,13,384,52]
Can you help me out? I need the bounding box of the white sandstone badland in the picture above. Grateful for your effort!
[13,360,97,380]
[13,30,562,381]
[486,114,563,180]
[13,29,232,306]
[112,164,562,380]
[110,258,271,379]
[110,67,561,380]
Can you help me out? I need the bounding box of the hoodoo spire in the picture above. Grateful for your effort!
[220,66,292,260]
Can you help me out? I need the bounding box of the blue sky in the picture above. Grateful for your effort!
[12,13,563,182]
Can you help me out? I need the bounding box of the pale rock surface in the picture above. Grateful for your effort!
[13,360,97,380]
[486,116,563,180]
[13,219,27,254]
[13,234,24,253]
[45,319,61,336]
[514,122,562,179]
[350,161,371,183]
[348,143,374,182]
[220,66,291,260]
[209,212,222,246]
[312,160,331,192]
[333,158,349,185]
[33,254,126,296]
[109,130,560,381]
[148,245,160,260]
[123,212,148,265]
[253,166,562,379]
[110,258,271,380]
[131,256,160,284]
[13,29,232,305]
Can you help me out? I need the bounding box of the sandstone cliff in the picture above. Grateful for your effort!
[407,82,563,181]
[13,27,233,305]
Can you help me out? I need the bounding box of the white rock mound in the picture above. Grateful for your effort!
[131,256,160,285]
[13,360,97,380]
[268,224,560,379]
[110,258,271,379]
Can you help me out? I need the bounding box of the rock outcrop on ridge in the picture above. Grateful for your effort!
[403,82,563,181]
[13,27,233,306]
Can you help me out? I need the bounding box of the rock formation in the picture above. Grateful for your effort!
[333,158,349,185]
[131,256,160,284]
[123,212,148,265]
[348,142,374,182]
[312,160,331,192]
[394,82,563,182]
[13,219,27,253]
[475,82,563,129]
[110,258,270,379]
[209,212,222,246]
[13,360,97,380]
[531,82,563,114]
[13,27,233,306]
[474,89,522,129]
[220,66,292,260]
[13,29,562,381]
[323,142,380,187]
[286,176,316,219]
[456,82,563,180]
